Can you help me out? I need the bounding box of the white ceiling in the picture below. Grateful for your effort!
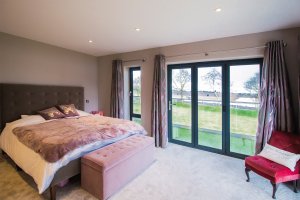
[1,0,300,56]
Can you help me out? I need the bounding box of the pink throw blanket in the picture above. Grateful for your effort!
[13,116,146,162]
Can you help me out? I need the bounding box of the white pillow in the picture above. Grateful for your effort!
[76,109,91,117]
[21,114,41,119]
[7,115,46,129]
[259,143,300,171]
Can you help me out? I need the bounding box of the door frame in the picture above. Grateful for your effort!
[167,58,263,159]
[129,67,141,121]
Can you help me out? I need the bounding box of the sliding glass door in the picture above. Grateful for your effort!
[168,59,262,158]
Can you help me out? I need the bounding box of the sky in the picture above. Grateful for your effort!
[172,64,260,94]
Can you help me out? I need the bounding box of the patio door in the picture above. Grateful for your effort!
[168,66,193,145]
[168,59,262,158]
[197,66,224,152]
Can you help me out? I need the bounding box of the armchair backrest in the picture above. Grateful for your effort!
[268,131,300,154]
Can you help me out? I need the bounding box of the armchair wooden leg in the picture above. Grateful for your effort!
[245,168,251,182]
[293,180,298,193]
[270,181,278,199]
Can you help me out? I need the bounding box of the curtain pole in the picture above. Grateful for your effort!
[123,59,146,63]
[120,43,287,61]
[166,43,287,59]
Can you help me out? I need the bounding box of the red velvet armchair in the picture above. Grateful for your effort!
[245,131,300,199]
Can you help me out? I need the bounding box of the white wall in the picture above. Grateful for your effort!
[98,27,300,135]
[0,32,99,112]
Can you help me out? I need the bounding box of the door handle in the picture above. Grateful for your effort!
[168,101,175,111]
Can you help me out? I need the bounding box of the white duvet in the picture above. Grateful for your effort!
[0,112,134,194]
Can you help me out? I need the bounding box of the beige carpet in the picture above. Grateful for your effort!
[0,144,299,200]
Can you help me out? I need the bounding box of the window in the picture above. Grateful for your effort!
[129,67,141,124]
[168,58,262,158]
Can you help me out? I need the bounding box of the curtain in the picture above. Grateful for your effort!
[298,35,300,133]
[151,55,168,148]
[110,59,124,118]
[255,41,294,154]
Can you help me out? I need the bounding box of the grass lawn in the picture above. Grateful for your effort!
[172,102,258,135]
[173,126,255,155]
[132,117,142,125]
[134,101,257,155]
[133,97,141,114]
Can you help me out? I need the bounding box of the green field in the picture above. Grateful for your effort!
[172,102,258,135]
[132,117,142,125]
[172,126,255,155]
[133,101,258,155]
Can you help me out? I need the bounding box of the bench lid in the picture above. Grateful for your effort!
[82,135,154,171]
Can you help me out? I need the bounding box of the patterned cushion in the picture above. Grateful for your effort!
[38,107,65,120]
[57,104,79,117]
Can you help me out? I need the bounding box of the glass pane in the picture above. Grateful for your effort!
[198,67,222,149]
[230,64,259,155]
[171,68,192,143]
[132,70,141,114]
[132,117,142,125]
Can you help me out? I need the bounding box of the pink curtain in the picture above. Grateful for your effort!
[110,60,124,118]
[255,41,294,154]
[151,55,168,148]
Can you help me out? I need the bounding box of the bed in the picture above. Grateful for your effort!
[0,83,145,200]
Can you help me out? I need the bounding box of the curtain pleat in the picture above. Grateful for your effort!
[151,55,168,148]
[255,41,294,154]
[110,60,124,118]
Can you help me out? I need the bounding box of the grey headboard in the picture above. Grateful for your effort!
[0,83,84,131]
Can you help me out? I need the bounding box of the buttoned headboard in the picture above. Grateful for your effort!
[0,83,84,131]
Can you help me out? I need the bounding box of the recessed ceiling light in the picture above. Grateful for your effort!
[88,40,93,43]
[135,28,141,32]
[215,8,222,12]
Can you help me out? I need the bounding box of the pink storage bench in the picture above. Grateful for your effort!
[81,135,155,200]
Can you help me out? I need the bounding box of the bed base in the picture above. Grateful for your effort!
[48,158,81,200]
[1,150,80,200]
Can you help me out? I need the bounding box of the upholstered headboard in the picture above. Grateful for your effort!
[0,83,84,131]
